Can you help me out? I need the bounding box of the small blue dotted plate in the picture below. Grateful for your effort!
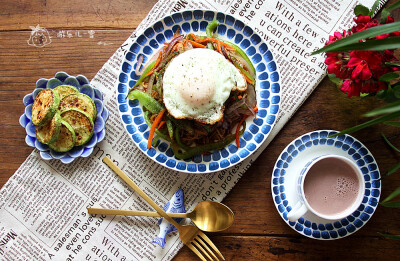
[271,130,381,240]
[117,10,281,173]
[20,71,109,164]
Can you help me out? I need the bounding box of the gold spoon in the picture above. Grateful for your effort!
[88,201,234,232]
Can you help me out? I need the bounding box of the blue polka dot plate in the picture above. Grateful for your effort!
[271,130,381,240]
[117,10,281,173]
[20,71,109,164]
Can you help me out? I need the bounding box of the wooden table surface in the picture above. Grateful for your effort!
[1,1,399,260]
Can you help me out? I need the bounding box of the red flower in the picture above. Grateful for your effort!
[383,16,400,37]
[386,16,394,23]
[341,80,362,97]
[391,31,400,37]
[323,14,399,98]
[360,80,388,94]
[324,31,351,79]
[347,51,382,82]
[352,15,379,33]
[376,33,390,39]
[327,31,347,45]
[325,53,350,78]
[340,79,388,98]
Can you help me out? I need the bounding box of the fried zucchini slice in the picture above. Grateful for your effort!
[53,85,79,100]
[35,111,61,144]
[32,88,60,126]
[61,108,94,146]
[49,120,76,152]
[60,93,97,121]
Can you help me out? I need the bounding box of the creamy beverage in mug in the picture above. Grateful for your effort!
[303,157,360,216]
[287,155,365,222]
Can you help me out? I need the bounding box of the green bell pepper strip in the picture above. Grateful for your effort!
[168,117,195,135]
[231,57,255,85]
[127,90,163,114]
[206,20,220,37]
[152,134,161,146]
[171,121,246,160]
[153,72,161,93]
[219,39,256,77]
[174,126,192,151]
[129,60,157,90]
[206,20,219,50]
[143,111,170,142]
[166,119,174,139]
[128,90,196,137]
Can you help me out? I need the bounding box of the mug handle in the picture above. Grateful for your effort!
[287,201,308,222]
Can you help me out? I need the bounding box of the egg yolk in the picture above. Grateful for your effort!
[178,67,216,107]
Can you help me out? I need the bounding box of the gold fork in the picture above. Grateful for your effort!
[102,157,225,261]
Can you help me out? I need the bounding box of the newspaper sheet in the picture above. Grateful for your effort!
[0,0,386,260]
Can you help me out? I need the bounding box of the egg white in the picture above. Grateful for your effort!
[162,48,246,124]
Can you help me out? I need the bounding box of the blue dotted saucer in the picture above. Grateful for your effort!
[117,10,281,173]
[20,72,109,163]
[271,130,381,240]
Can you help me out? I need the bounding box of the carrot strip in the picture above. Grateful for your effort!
[187,34,235,51]
[148,109,166,149]
[157,120,166,129]
[163,42,169,45]
[145,70,153,77]
[187,34,236,51]
[239,71,253,84]
[199,38,235,51]
[188,33,201,41]
[145,52,163,77]
[236,116,248,148]
[216,41,222,55]
[253,106,258,113]
[154,51,163,68]
[187,40,205,48]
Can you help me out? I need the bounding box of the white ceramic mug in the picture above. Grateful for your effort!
[287,155,365,222]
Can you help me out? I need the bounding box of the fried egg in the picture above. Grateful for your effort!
[162,48,246,125]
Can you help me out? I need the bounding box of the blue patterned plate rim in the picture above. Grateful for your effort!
[117,10,281,173]
[271,130,381,240]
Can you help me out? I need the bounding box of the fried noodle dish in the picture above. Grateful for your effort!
[127,20,257,159]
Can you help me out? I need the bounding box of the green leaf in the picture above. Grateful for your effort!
[312,21,400,54]
[330,111,400,136]
[355,4,370,16]
[383,161,400,178]
[378,233,400,239]
[319,37,400,52]
[381,161,400,179]
[382,187,400,203]
[368,0,380,16]
[379,72,400,82]
[385,61,400,67]
[363,100,400,117]
[328,73,343,86]
[392,84,400,99]
[384,121,400,127]
[377,89,387,99]
[386,0,400,11]
[384,88,399,103]
[382,133,400,153]
[360,92,372,98]
[380,200,400,207]
[380,9,391,24]
[394,86,400,99]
